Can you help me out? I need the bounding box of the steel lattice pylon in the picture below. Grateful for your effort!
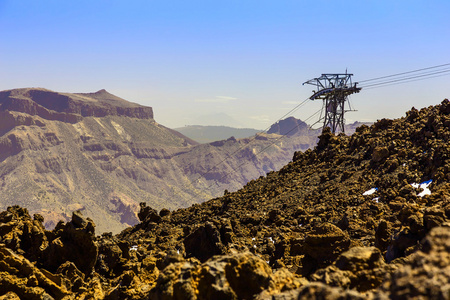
[303,73,361,134]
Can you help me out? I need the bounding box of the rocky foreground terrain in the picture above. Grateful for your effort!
[1,100,450,299]
[0,88,315,233]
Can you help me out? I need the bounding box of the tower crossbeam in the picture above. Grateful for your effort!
[303,73,361,134]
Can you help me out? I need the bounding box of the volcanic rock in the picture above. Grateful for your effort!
[42,211,98,276]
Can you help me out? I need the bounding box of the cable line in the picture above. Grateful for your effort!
[360,68,450,89]
[358,63,450,83]
[363,72,450,90]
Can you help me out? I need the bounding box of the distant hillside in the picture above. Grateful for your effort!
[175,118,372,145]
[0,88,314,233]
[174,125,261,143]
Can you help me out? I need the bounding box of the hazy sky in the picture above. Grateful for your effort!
[1,1,449,129]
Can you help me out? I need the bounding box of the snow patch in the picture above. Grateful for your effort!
[363,188,378,196]
[411,179,432,197]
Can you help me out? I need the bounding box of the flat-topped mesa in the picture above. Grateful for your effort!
[0,88,153,123]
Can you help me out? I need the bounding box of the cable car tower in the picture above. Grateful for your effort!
[303,73,361,134]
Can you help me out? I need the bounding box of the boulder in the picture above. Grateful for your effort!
[379,224,450,299]
[43,211,98,276]
[302,223,351,266]
[183,222,226,262]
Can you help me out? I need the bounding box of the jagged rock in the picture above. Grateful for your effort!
[423,206,446,230]
[379,224,450,299]
[138,203,161,223]
[312,247,388,291]
[372,146,389,163]
[183,222,226,262]
[295,282,370,300]
[159,208,171,218]
[0,292,21,300]
[150,252,305,300]
[302,223,351,267]
[43,211,98,276]
[0,244,69,299]
[0,206,48,262]
[56,262,86,292]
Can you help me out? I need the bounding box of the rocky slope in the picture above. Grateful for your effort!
[0,88,313,233]
[0,99,449,299]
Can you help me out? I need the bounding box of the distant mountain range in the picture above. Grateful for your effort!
[177,117,372,144]
[174,125,261,143]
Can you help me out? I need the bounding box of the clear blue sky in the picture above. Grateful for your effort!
[1,0,449,128]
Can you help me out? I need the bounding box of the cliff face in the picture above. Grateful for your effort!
[0,88,314,234]
[0,88,153,123]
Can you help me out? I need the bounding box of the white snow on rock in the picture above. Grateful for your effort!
[411,179,432,197]
[363,188,378,195]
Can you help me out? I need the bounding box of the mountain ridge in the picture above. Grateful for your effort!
[0,88,153,122]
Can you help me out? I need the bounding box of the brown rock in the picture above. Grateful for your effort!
[0,244,69,299]
[303,223,351,266]
[183,222,226,262]
[43,211,98,276]
[372,147,389,163]
[312,247,388,292]
[150,252,300,300]
[379,224,450,299]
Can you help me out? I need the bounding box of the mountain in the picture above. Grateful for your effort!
[1,99,449,299]
[0,88,199,233]
[267,117,373,137]
[191,112,245,127]
[0,88,315,233]
[267,116,311,136]
[173,125,261,143]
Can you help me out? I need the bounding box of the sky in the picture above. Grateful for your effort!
[1,0,449,129]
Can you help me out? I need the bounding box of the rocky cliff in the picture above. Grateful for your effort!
[0,88,153,122]
[0,99,449,299]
